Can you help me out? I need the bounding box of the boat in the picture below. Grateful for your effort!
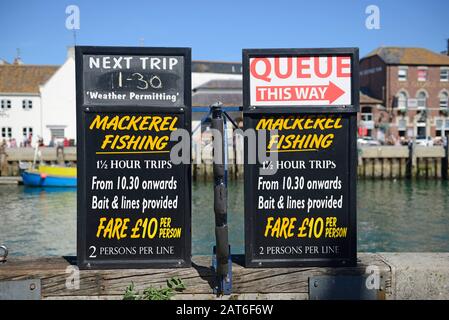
[22,165,77,187]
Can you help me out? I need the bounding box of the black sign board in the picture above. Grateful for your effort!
[243,48,358,267]
[76,46,191,269]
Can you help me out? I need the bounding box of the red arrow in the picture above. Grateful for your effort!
[255,81,345,104]
[325,81,345,104]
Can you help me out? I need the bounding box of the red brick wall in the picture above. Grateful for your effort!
[388,65,449,108]
[389,65,449,139]
[359,56,449,140]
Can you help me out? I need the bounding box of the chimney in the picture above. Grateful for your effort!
[13,48,23,65]
[447,38,449,56]
[13,57,23,65]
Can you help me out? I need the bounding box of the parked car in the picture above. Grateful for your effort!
[415,136,434,146]
[357,137,381,146]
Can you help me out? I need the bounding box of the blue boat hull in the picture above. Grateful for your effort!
[22,171,77,187]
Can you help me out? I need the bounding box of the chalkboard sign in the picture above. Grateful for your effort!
[82,54,184,107]
[76,46,191,269]
[243,48,358,267]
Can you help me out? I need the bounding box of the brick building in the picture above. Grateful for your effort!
[360,46,449,143]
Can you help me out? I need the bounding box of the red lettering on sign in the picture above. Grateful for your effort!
[314,56,332,78]
[336,57,351,77]
[251,56,351,82]
[274,57,292,79]
[250,58,272,82]
[297,57,311,78]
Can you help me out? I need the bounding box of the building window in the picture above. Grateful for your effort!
[1,127,12,138]
[398,67,408,81]
[441,68,449,82]
[361,114,373,121]
[1,100,11,109]
[417,91,427,109]
[361,106,373,122]
[417,125,426,139]
[23,127,33,138]
[359,106,373,137]
[22,100,33,110]
[439,92,449,109]
[50,128,65,139]
[436,119,443,137]
[397,91,408,109]
[436,118,449,137]
[398,118,407,137]
[417,67,427,82]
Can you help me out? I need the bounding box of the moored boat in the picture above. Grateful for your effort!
[22,165,77,187]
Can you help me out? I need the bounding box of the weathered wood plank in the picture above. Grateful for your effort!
[0,254,391,298]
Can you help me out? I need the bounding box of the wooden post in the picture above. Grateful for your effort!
[406,141,413,179]
[443,135,448,180]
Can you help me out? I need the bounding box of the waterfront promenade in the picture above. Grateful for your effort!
[1,145,448,180]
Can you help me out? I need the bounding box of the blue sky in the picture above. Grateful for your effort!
[0,0,448,65]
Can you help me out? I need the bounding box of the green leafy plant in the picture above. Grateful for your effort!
[123,282,140,300]
[123,277,186,300]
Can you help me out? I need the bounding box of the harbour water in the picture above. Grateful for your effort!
[0,179,448,257]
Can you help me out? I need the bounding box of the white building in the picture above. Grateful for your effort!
[40,48,76,144]
[0,62,57,146]
[191,60,242,89]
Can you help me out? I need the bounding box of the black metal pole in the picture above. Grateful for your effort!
[211,102,230,294]
[406,140,413,179]
[442,135,448,180]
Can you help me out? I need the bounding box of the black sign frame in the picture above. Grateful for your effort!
[76,46,191,269]
[243,48,359,268]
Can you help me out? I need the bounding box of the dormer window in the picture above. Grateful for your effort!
[1,99,11,109]
[22,100,33,110]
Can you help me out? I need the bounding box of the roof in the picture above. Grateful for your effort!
[193,79,242,91]
[0,64,59,93]
[360,92,382,104]
[363,47,449,66]
[193,79,242,106]
[192,61,242,74]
